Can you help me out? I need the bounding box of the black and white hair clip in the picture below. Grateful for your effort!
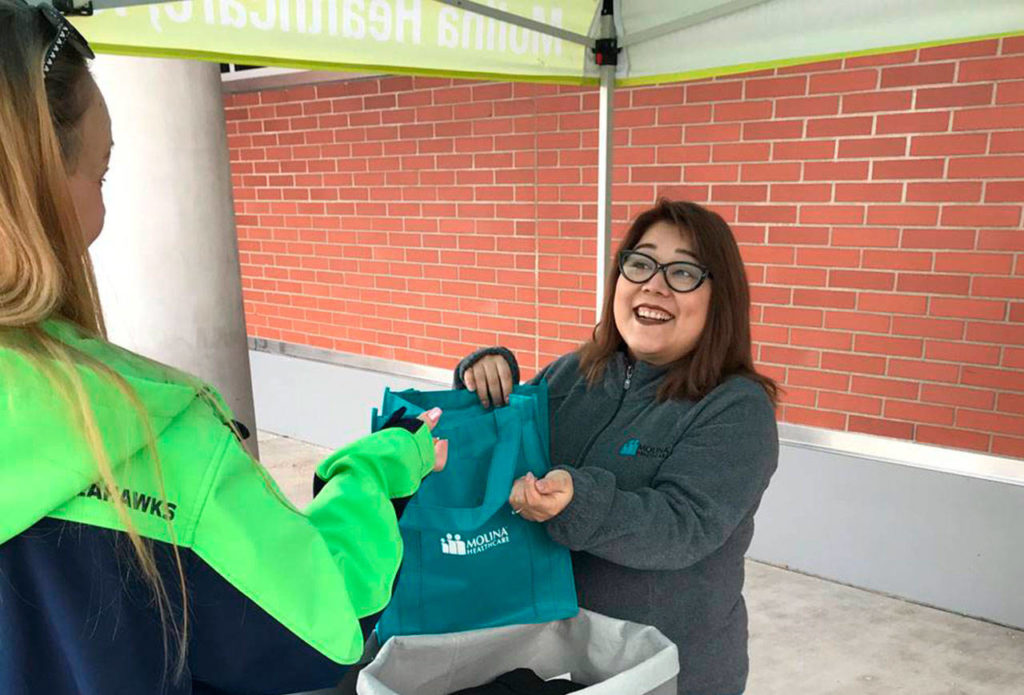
[37,2,95,77]
[43,23,71,75]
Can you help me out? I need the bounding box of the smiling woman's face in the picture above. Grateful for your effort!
[612,221,711,366]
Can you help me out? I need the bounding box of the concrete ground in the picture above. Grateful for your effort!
[258,431,1024,694]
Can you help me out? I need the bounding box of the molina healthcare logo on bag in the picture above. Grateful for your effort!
[441,527,510,556]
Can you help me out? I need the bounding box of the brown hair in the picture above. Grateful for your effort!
[579,198,778,405]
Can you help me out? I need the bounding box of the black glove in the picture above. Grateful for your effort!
[379,406,426,435]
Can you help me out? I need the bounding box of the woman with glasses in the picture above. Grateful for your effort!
[0,3,448,694]
[456,199,779,695]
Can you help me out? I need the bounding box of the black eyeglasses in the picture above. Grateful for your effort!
[38,2,95,77]
[617,250,712,293]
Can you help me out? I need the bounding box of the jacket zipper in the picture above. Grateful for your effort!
[572,363,634,467]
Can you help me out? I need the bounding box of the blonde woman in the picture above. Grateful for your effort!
[0,3,446,693]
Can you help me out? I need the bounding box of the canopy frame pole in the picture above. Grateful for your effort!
[433,0,595,48]
[619,0,770,48]
[595,65,615,317]
[594,0,617,319]
[63,0,166,12]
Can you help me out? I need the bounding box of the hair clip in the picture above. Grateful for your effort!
[38,2,95,77]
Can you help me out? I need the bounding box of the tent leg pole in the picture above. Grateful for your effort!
[596,63,615,321]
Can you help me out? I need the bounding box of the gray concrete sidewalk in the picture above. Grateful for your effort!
[258,431,1024,694]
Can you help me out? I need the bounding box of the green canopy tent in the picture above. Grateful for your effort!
[68,0,1024,311]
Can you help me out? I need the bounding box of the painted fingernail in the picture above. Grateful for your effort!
[427,407,442,420]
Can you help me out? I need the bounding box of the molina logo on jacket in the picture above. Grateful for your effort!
[619,438,672,459]
[620,438,640,456]
[440,527,510,556]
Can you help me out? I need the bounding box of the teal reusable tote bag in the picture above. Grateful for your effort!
[372,383,577,642]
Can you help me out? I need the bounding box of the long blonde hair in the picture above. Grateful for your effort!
[0,0,188,679]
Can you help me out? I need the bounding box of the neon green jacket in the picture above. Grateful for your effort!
[0,320,434,671]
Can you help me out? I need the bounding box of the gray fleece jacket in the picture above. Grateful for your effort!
[455,348,779,695]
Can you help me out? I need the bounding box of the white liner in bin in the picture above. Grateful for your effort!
[357,609,679,695]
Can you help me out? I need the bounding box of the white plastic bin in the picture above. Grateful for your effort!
[357,609,679,695]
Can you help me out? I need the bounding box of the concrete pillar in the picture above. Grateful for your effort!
[88,55,258,456]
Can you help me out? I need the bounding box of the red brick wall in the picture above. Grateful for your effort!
[225,37,1024,459]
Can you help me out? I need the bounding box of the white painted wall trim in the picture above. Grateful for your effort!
[249,337,1024,485]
